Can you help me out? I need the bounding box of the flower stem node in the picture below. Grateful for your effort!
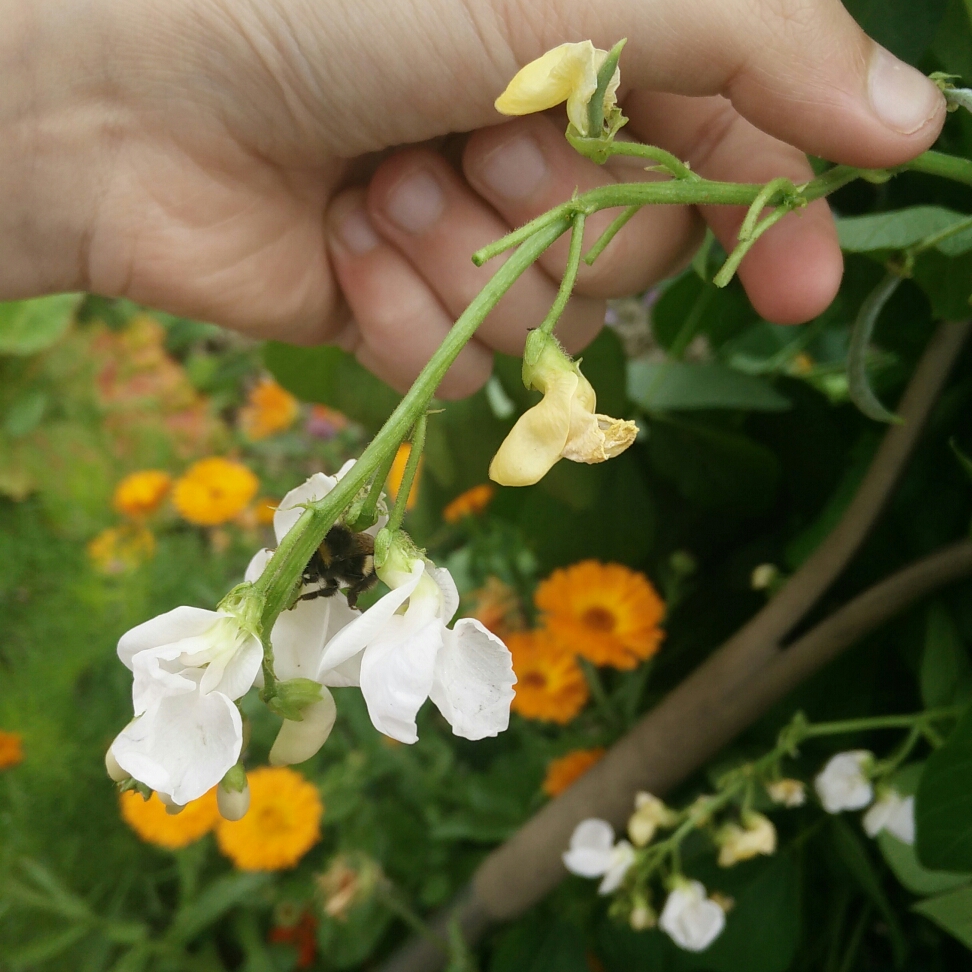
[814,750,875,813]
[493,40,623,138]
[490,340,637,486]
[863,788,915,844]
[659,879,727,952]
[716,812,777,867]
[628,791,679,847]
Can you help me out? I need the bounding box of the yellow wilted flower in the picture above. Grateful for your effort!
[716,812,777,867]
[494,41,621,137]
[489,340,637,487]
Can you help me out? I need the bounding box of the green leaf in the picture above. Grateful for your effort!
[166,872,272,946]
[921,603,972,709]
[628,361,790,412]
[836,206,972,254]
[878,832,972,896]
[3,389,47,438]
[829,817,908,967]
[0,295,80,356]
[912,251,972,320]
[916,705,972,871]
[913,885,972,948]
[6,923,91,968]
[489,919,588,972]
[264,341,401,433]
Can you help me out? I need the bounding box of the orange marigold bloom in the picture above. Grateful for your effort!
[119,788,219,849]
[536,560,665,670]
[542,747,606,797]
[386,444,421,511]
[113,470,172,518]
[442,484,495,524]
[509,630,589,724]
[239,378,300,440]
[88,524,156,574]
[0,731,24,769]
[216,767,323,871]
[172,457,259,526]
[466,576,525,639]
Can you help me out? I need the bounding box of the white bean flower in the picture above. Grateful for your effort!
[109,607,262,806]
[766,778,807,808]
[814,751,875,813]
[315,542,516,744]
[863,789,915,845]
[563,819,636,894]
[659,880,727,952]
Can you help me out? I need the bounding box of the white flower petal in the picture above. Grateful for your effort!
[117,606,221,671]
[429,565,461,625]
[659,882,726,953]
[206,630,262,700]
[274,472,338,542]
[815,751,874,813]
[563,846,613,878]
[887,795,916,845]
[358,617,442,744]
[598,841,635,894]
[111,684,242,805]
[429,619,515,740]
[269,694,337,766]
[317,561,424,674]
[321,653,362,688]
[245,548,273,583]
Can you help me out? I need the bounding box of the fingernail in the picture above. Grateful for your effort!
[868,46,944,135]
[385,170,445,234]
[331,204,379,255]
[479,135,547,201]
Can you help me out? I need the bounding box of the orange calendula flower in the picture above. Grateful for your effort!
[536,561,665,670]
[509,630,589,724]
[542,747,606,797]
[443,484,495,524]
[216,767,323,871]
[88,524,156,574]
[386,444,421,511]
[172,457,259,526]
[113,470,172,518]
[119,788,220,849]
[0,731,24,769]
[239,378,300,440]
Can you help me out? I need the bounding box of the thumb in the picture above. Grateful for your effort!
[508,0,945,168]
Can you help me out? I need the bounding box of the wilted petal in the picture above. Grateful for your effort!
[269,694,337,766]
[111,679,242,805]
[489,368,578,486]
[118,606,221,671]
[561,371,637,463]
[359,616,442,743]
[430,619,515,740]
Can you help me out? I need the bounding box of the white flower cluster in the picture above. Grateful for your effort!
[108,463,516,812]
[814,750,915,844]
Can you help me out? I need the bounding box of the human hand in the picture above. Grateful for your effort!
[0,0,945,396]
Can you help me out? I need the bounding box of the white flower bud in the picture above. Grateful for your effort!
[217,781,251,821]
[814,751,874,813]
[863,789,915,845]
[630,903,657,931]
[766,778,806,808]
[269,696,337,766]
[157,791,185,815]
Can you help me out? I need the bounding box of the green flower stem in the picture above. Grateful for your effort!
[387,414,426,534]
[539,212,586,336]
[799,707,963,738]
[905,149,972,188]
[713,206,791,287]
[252,216,571,642]
[589,140,698,180]
[583,205,639,265]
[350,445,399,531]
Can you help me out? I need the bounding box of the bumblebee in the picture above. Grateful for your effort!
[300,523,377,610]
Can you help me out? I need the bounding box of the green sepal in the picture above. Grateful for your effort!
[266,678,324,721]
[217,582,265,636]
[374,526,392,570]
[118,778,152,801]
[221,763,247,793]
[586,38,626,137]
[522,329,553,383]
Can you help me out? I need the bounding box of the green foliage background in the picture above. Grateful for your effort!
[2,0,972,969]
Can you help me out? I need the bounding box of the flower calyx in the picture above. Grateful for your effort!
[265,677,325,721]
[490,338,637,487]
